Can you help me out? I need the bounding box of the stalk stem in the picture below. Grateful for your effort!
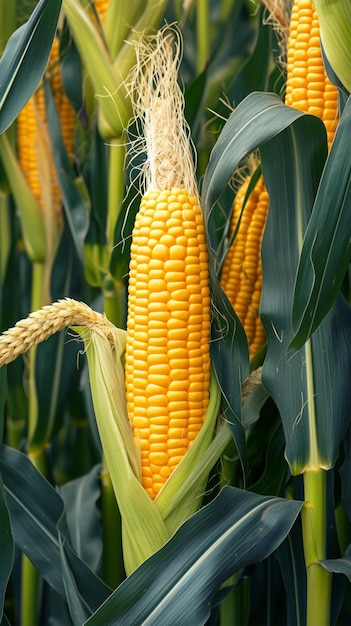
[106,136,125,251]
[196,0,210,73]
[101,454,125,588]
[103,277,126,330]
[20,557,40,626]
[302,468,332,626]
[21,262,47,626]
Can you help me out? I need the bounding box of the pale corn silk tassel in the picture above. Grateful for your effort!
[124,28,212,499]
[0,299,117,367]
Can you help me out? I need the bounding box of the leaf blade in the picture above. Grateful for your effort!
[0,0,62,134]
[84,487,302,626]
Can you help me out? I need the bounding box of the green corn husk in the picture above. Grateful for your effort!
[0,133,46,263]
[62,0,168,140]
[76,321,223,574]
[0,298,227,575]
[313,0,351,92]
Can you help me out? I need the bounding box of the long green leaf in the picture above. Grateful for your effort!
[260,116,351,473]
[0,445,111,611]
[0,0,62,134]
[59,464,102,573]
[0,370,14,622]
[202,92,305,222]
[321,549,351,581]
[202,93,308,475]
[84,486,302,626]
[291,94,351,350]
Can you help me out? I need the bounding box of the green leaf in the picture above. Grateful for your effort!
[0,0,62,134]
[0,371,14,622]
[218,4,274,113]
[0,444,111,612]
[260,116,351,473]
[59,464,102,573]
[321,547,351,581]
[276,517,306,626]
[202,92,305,221]
[202,93,307,476]
[84,487,302,626]
[291,95,351,350]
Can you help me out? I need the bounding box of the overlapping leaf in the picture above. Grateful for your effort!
[0,0,62,134]
[260,116,351,473]
[291,95,351,349]
[84,486,302,626]
[0,445,111,615]
[202,92,307,471]
[0,371,14,622]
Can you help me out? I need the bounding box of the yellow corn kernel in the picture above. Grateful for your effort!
[285,0,339,149]
[93,0,109,22]
[125,188,210,499]
[220,175,268,359]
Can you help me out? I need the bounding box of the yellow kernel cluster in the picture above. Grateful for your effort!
[125,188,211,499]
[285,0,339,149]
[220,175,268,359]
[17,37,76,221]
[93,0,109,23]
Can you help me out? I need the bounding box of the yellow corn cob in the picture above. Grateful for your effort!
[220,175,268,360]
[285,0,339,149]
[17,37,76,223]
[220,0,339,359]
[94,0,109,22]
[125,188,211,499]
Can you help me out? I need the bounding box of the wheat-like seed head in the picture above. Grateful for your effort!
[0,298,117,367]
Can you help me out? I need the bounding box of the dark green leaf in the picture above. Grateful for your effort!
[0,371,14,622]
[202,92,305,226]
[321,547,351,582]
[58,523,91,626]
[0,0,62,133]
[291,95,351,349]
[84,486,302,626]
[59,464,102,573]
[0,445,110,612]
[260,116,351,473]
[184,69,208,144]
[0,367,5,443]
[202,93,307,475]
[276,516,306,626]
[59,23,84,115]
[0,444,65,597]
[218,4,274,112]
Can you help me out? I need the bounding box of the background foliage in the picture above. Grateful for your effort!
[0,0,351,625]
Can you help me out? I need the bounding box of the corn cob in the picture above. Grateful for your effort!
[94,0,109,22]
[220,0,339,359]
[17,36,76,225]
[285,0,339,150]
[125,30,211,500]
[220,175,268,360]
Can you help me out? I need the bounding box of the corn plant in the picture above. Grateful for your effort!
[1,1,351,625]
